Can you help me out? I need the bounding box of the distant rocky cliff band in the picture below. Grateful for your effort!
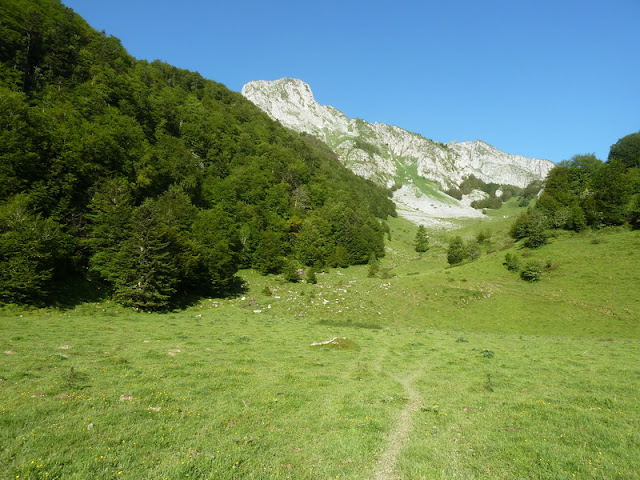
[242,78,555,227]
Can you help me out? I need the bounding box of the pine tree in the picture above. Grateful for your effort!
[447,236,466,265]
[414,225,429,252]
[367,253,380,278]
[110,201,178,310]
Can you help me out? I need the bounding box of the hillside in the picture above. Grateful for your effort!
[1,1,639,478]
[2,209,639,479]
[242,78,555,225]
[0,0,395,308]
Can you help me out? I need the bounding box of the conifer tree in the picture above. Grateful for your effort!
[447,236,466,265]
[110,201,178,310]
[367,253,380,277]
[414,225,429,252]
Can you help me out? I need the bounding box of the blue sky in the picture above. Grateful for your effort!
[62,0,639,163]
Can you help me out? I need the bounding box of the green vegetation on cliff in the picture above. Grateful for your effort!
[0,0,395,308]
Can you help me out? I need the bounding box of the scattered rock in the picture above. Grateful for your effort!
[311,337,347,346]
[310,337,360,350]
[87,423,94,430]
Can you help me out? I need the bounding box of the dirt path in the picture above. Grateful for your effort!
[371,372,421,480]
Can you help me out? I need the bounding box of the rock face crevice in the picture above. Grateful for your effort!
[242,78,554,225]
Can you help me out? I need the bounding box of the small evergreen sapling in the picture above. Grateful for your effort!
[414,225,430,253]
[520,260,543,281]
[367,253,380,278]
[447,236,466,265]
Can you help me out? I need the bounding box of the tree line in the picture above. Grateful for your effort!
[0,0,396,309]
[446,175,543,210]
[510,134,640,248]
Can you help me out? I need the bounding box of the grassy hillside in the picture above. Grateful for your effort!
[2,208,638,479]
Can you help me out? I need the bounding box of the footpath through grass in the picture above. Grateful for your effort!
[1,215,639,479]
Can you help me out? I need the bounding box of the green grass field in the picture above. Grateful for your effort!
[2,212,639,479]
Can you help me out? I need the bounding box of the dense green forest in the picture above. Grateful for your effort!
[0,0,396,309]
[510,135,640,248]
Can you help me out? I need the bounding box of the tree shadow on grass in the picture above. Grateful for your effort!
[37,274,249,313]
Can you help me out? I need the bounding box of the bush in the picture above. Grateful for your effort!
[281,261,300,283]
[475,229,492,244]
[367,254,380,278]
[511,210,549,248]
[504,253,520,272]
[445,187,463,200]
[466,243,481,261]
[447,236,466,265]
[305,268,317,284]
[520,261,543,281]
[379,268,396,279]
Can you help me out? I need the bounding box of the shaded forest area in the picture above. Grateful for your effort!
[0,0,396,309]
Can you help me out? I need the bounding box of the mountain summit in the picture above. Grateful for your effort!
[242,78,555,226]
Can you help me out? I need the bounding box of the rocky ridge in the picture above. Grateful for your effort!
[242,78,555,227]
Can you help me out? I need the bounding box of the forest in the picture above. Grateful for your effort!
[0,0,396,309]
[509,140,640,249]
[2,0,638,311]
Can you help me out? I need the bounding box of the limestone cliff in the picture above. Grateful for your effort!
[242,78,554,226]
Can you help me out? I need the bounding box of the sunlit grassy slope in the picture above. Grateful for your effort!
[1,203,639,479]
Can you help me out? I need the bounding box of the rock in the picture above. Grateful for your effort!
[242,78,555,224]
[311,337,347,346]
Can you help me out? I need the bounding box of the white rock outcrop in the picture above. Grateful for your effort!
[242,78,555,225]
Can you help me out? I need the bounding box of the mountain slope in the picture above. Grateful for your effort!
[242,78,555,226]
[0,0,395,307]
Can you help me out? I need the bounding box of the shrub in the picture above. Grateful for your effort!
[379,268,396,279]
[367,254,380,278]
[466,243,481,261]
[447,236,466,265]
[504,253,520,272]
[281,261,300,283]
[475,229,492,244]
[520,260,543,281]
[305,268,317,284]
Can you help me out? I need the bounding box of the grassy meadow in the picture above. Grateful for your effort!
[2,209,640,479]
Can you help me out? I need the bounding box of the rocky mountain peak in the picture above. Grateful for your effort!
[242,78,555,228]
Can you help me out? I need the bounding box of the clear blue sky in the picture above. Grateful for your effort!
[62,0,639,163]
